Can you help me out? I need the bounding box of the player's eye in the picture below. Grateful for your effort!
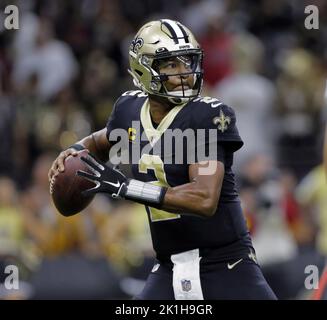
[166,62,177,68]
[157,61,177,72]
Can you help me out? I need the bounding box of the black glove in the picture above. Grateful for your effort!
[77,153,167,207]
[77,153,127,198]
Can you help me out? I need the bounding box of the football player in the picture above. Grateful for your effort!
[49,19,277,299]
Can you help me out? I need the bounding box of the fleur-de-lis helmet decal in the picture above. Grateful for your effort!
[130,36,144,54]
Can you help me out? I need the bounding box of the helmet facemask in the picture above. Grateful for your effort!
[150,50,203,104]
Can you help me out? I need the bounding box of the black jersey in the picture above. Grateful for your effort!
[106,90,252,260]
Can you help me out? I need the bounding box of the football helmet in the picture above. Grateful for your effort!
[128,19,203,104]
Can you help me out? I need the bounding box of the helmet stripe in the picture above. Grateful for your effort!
[162,21,178,44]
[162,19,186,45]
[177,23,190,43]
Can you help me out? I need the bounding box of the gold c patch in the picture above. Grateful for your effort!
[128,127,137,141]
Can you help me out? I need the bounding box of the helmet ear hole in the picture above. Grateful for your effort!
[150,82,159,91]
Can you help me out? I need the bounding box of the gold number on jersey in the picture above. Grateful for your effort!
[139,154,180,222]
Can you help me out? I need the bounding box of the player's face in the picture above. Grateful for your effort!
[157,55,194,92]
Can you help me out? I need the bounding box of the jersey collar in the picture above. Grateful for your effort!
[140,98,186,146]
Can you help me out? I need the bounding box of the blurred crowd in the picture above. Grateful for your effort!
[1,0,327,299]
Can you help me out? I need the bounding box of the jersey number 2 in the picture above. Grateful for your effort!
[139,154,180,222]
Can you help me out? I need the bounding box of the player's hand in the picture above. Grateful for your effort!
[77,153,128,198]
[48,148,79,183]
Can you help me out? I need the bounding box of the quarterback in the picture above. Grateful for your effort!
[49,19,277,300]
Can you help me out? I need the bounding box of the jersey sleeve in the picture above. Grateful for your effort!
[192,101,243,162]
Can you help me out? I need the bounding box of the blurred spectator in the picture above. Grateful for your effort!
[279,170,315,248]
[21,153,105,258]
[0,176,34,299]
[181,0,226,38]
[20,154,124,299]
[0,97,16,179]
[238,154,297,266]
[34,86,92,151]
[324,124,327,178]
[295,164,327,299]
[237,154,325,299]
[81,49,119,128]
[275,48,326,179]
[296,165,327,258]
[195,1,233,87]
[0,177,25,260]
[12,17,78,101]
[214,32,277,170]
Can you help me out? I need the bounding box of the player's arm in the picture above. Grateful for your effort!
[48,128,110,182]
[72,128,111,162]
[162,161,224,217]
[76,155,224,218]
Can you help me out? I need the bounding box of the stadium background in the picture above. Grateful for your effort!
[0,0,327,299]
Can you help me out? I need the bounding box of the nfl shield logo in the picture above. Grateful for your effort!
[181,279,192,292]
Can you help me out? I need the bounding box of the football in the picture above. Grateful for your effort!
[51,149,95,216]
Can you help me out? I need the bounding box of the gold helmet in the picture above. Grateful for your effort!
[128,19,203,104]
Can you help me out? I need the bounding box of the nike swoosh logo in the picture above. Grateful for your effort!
[227,258,243,270]
[151,263,160,273]
[211,102,222,108]
[104,180,120,188]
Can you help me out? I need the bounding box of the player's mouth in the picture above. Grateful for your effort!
[173,84,190,91]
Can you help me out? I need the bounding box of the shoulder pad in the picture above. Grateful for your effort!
[191,96,234,131]
[191,97,243,151]
[113,90,148,111]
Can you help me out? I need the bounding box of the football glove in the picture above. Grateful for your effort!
[77,153,167,208]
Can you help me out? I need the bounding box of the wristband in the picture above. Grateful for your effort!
[124,179,167,208]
